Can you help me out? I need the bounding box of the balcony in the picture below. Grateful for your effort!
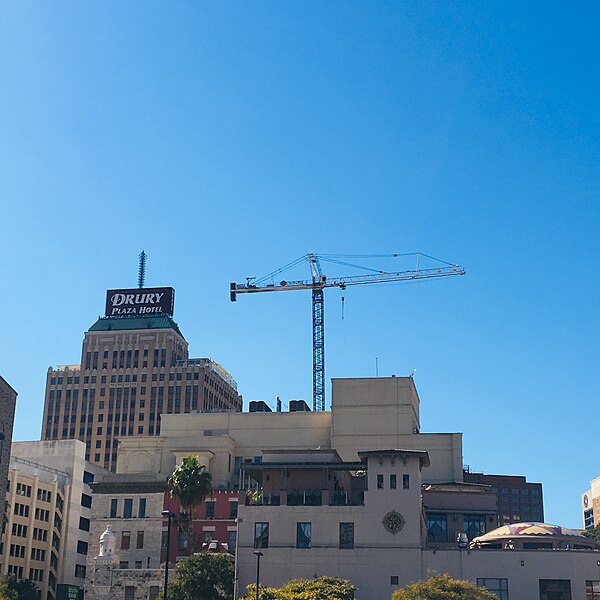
[244,489,364,507]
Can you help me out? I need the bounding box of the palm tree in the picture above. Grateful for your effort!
[168,456,213,514]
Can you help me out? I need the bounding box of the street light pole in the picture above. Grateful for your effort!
[162,511,174,600]
[253,550,263,600]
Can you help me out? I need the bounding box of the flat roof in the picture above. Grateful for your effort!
[358,449,430,468]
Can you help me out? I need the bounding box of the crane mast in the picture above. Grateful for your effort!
[231,253,465,411]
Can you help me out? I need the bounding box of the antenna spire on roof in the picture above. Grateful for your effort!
[138,251,147,288]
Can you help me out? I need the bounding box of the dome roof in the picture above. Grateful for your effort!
[471,522,597,549]
[478,522,585,539]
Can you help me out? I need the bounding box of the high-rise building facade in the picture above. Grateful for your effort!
[41,287,242,471]
[581,476,600,529]
[0,440,108,600]
[463,470,544,525]
[0,376,17,513]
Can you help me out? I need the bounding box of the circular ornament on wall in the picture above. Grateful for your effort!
[383,510,405,534]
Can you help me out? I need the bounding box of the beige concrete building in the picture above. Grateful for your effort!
[85,376,597,600]
[237,449,600,600]
[115,377,463,486]
[0,440,107,600]
[41,307,242,472]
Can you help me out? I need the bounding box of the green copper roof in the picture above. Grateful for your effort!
[88,315,185,338]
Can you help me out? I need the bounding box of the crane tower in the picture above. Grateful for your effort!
[230,253,465,411]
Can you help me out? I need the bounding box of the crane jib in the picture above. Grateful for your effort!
[230,256,465,411]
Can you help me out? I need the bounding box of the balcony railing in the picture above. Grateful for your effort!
[245,489,364,507]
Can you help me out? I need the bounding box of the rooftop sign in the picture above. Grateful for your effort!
[105,287,174,317]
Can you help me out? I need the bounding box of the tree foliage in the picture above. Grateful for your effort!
[582,524,600,544]
[168,456,212,512]
[0,577,37,600]
[0,578,17,600]
[391,575,496,600]
[164,553,234,600]
[243,576,356,600]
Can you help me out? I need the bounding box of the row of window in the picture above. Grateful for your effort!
[427,513,487,542]
[490,487,540,496]
[254,521,355,550]
[120,531,145,550]
[16,483,31,497]
[377,474,410,490]
[110,498,147,519]
[12,523,27,537]
[475,578,600,600]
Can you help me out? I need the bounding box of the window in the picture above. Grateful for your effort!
[254,523,269,549]
[229,501,238,519]
[390,576,399,585]
[377,474,384,489]
[464,514,486,540]
[81,493,92,508]
[427,513,448,542]
[110,499,118,518]
[12,523,28,537]
[339,522,354,549]
[390,474,397,489]
[296,522,311,549]
[136,531,144,549]
[120,561,129,570]
[135,561,143,569]
[204,530,213,542]
[539,580,571,600]
[124,586,135,600]
[121,531,131,550]
[477,578,509,600]
[586,581,600,600]
[206,501,215,519]
[139,498,147,518]
[228,530,237,552]
[31,548,46,561]
[585,509,595,529]
[149,587,160,600]
[14,503,29,517]
[75,564,86,578]
[403,474,410,489]
[178,530,188,551]
[79,517,90,531]
[83,471,94,484]
[77,540,88,555]
[123,498,133,518]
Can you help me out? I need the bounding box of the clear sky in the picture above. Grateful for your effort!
[1,2,599,529]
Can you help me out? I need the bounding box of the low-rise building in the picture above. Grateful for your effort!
[236,448,600,600]
[86,376,588,600]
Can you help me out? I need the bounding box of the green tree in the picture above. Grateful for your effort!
[164,553,234,600]
[8,578,38,600]
[391,575,496,600]
[167,456,213,513]
[582,524,600,544]
[0,578,18,600]
[0,577,37,600]
[243,576,356,600]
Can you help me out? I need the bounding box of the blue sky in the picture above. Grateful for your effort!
[1,2,599,528]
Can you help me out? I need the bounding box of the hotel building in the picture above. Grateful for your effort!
[41,287,242,472]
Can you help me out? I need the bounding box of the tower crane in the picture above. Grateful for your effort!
[230,253,465,412]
